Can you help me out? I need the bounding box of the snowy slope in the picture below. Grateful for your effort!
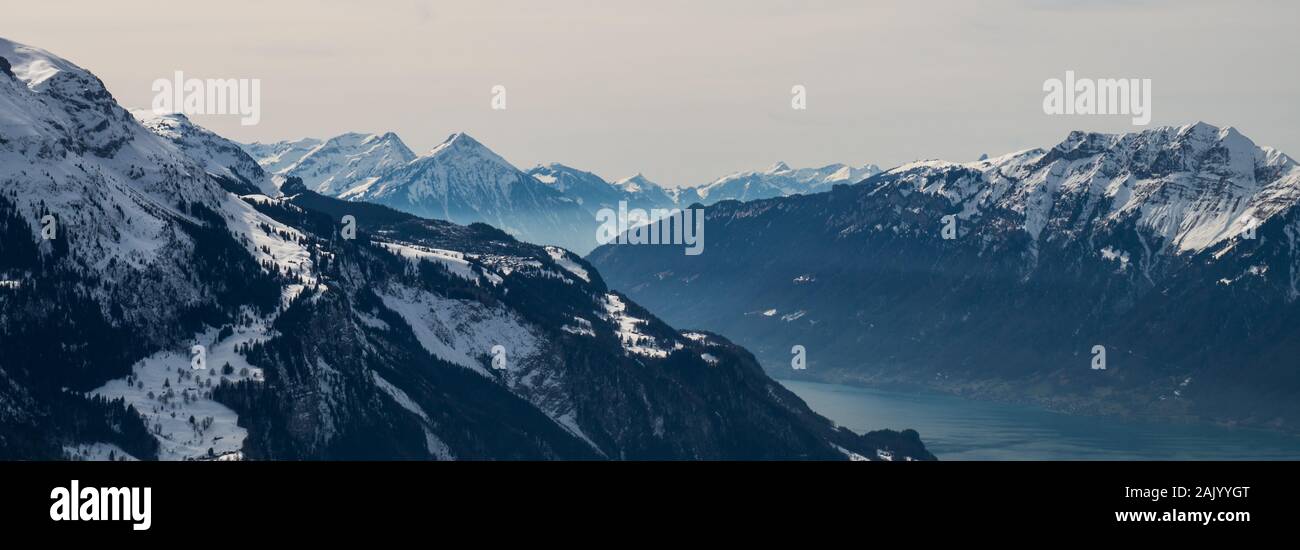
[0,36,316,460]
[0,36,250,282]
[340,133,518,204]
[241,137,321,175]
[136,111,278,196]
[270,132,415,196]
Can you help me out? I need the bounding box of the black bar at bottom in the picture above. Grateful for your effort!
[1,461,1286,538]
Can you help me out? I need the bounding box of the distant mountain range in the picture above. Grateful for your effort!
[0,36,929,461]
[590,122,1300,431]
[243,133,877,254]
[688,161,881,204]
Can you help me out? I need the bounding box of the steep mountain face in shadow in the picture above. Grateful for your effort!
[268,184,932,460]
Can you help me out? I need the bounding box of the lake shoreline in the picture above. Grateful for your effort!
[771,368,1295,436]
[777,378,1300,460]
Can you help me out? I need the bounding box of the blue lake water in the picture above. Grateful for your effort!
[780,380,1300,460]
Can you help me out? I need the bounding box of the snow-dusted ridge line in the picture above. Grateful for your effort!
[873,122,1300,255]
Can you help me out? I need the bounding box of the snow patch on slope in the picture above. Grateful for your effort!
[376,241,480,282]
[545,246,590,282]
[602,293,674,358]
[63,442,139,461]
[370,372,454,460]
[91,317,274,460]
[379,285,543,376]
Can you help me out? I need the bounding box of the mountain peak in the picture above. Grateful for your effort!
[0,36,87,88]
[1179,120,1221,135]
[765,161,792,174]
[366,131,403,144]
[421,131,513,171]
[435,132,484,151]
[614,173,661,193]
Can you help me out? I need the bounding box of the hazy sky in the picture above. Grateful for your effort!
[6,0,1298,186]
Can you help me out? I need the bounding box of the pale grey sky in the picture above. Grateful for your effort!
[6,0,1298,186]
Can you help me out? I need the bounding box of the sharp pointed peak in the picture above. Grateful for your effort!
[426,132,475,154]
[616,172,655,184]
[1180,120,1221,134]
[414,131,519,171]
[444,131,483,147]
[613,172,662,191]
[765,161,792,173]
[424,131,495,156]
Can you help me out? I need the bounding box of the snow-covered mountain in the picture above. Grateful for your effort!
[252,132,415,196]
[0,36,930,461]
[590,122,1300,430]
[1,36,314,460]
[335,132,598,253]
[610,173,679,208]
[685,161,882,204]
[244,133,602,253]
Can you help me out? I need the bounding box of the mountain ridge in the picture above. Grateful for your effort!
[589,121,1300,431]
